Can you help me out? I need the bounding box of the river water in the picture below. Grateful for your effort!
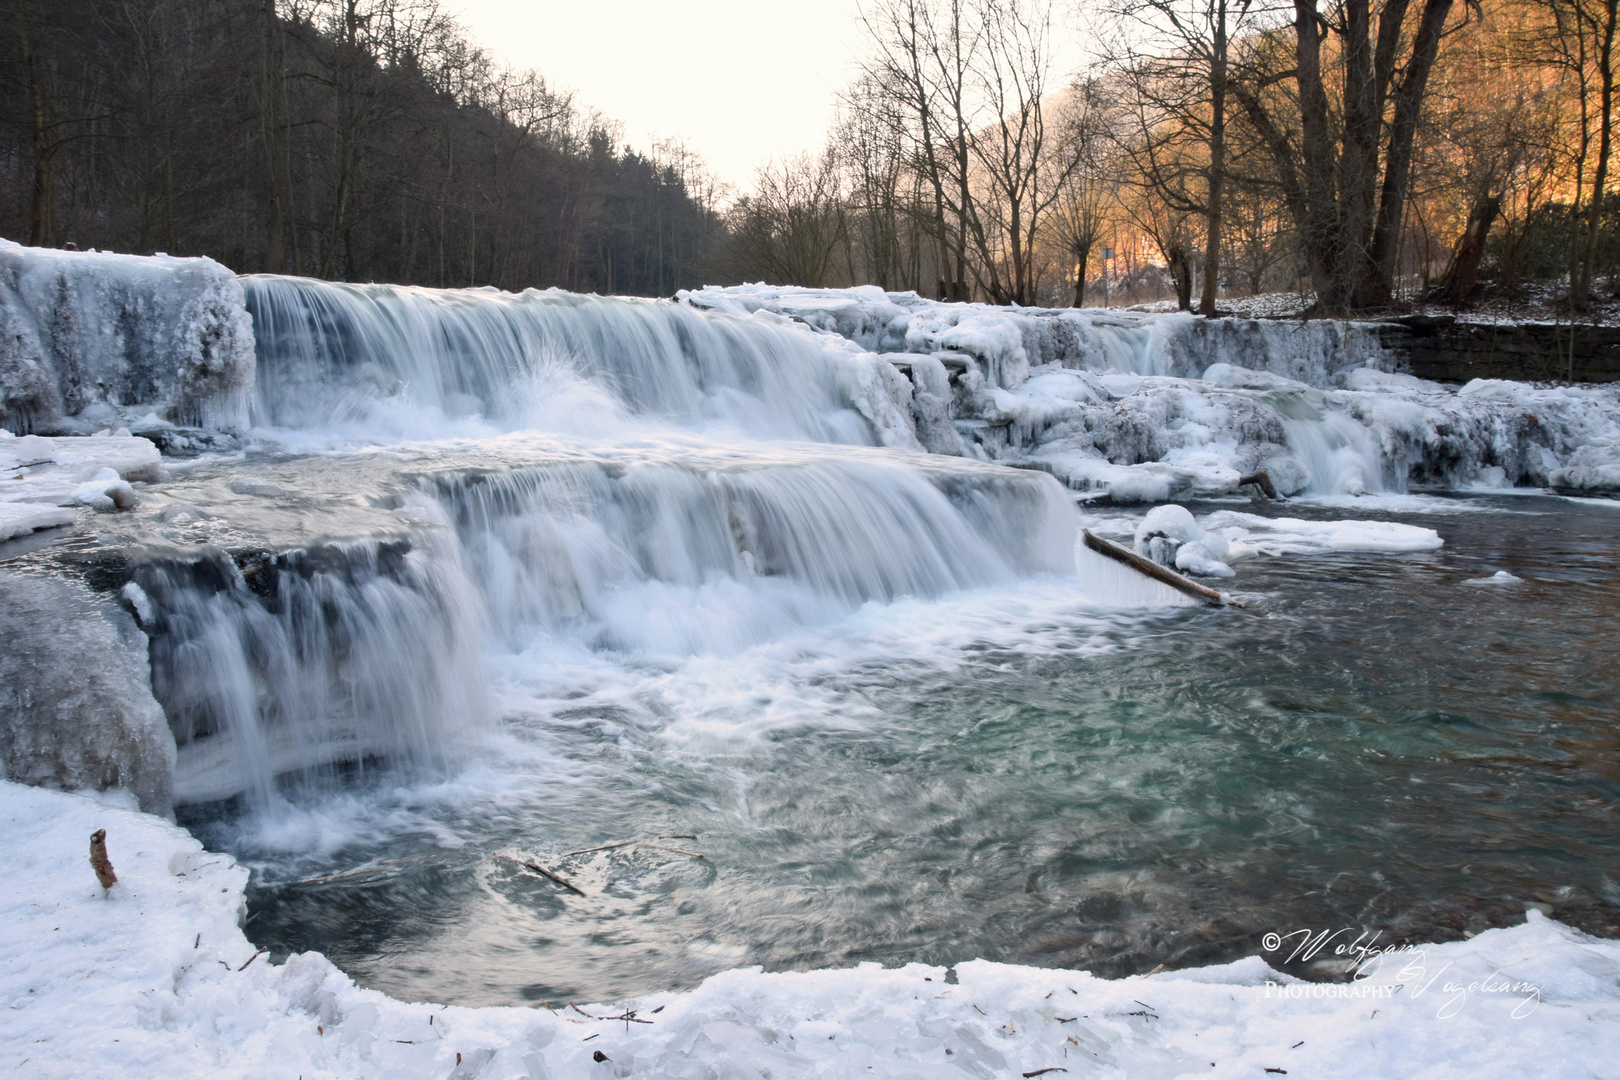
[179,490,1620,1007]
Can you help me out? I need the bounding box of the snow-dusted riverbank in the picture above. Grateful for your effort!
[6,780,1619,1080]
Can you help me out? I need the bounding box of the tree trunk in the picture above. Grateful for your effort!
[1432,193,1500,305]
[1200,0,1228,317]
[14,0,51,247]
[1576,0,1619,308]
[1073,248,1089,307]
[1356,0,1455,308]
[261,0,291,273]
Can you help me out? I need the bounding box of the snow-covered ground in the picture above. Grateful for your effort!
[6,779,1620,1080]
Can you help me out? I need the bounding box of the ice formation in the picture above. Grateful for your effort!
[6,778,1620,1080]
[1133,503,1236,578]
[0,240,255,434]
[686,284,1620,501]
[0,574,174,815]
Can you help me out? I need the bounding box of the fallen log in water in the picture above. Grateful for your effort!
[1081,530,1243,608]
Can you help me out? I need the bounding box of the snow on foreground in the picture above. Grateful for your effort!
[7,781,1619,1079]
[0,431,166,539]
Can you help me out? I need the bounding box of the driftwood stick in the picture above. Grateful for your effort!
[89,829,117,889]
[494,852,588,896]
[523,861,587,896]
[1081,530,1243,608]
[561,840,638,857]
[562,835,699,858]
[633,844,705,859]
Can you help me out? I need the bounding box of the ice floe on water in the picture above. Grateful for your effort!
[7,779,1620,1080]
[1463,570,1525,586]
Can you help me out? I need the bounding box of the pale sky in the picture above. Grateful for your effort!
[451,1,869,193]
[450,1,1095,195]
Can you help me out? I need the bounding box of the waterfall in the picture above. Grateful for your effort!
[243,276,877,444]
[35,276,1078,806]
[428,448,1077,656]
[134,529,489,806]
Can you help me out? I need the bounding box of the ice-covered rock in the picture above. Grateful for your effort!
[687,285,1620,504]
[685,283,1387,387]
[1549,442,1620,494]
[1464,570,1524,585]
[1132,504,1236,577]
[0,573,175,815]
[73,466,137,511]
[0,240,254,434]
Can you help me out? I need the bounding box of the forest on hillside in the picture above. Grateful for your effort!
[7,0,1620,314]
[0,0,726,294]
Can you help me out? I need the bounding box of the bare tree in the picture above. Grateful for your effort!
[1044,79,1117,305]
[729,149,848,287]
[1102,0,1262,313]
[1233,0,1475,312]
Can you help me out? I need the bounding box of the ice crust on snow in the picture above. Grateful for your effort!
[6,778,1620,1080]
[0,431,162,519]
[0,240,255,433]
[686,284,1620,502]
[0,501,75,541]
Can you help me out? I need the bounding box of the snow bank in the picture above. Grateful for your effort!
[6,778,1619,1079]
[0,240,254,434]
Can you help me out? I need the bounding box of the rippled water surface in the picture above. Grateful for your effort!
[185,494,1620,1006]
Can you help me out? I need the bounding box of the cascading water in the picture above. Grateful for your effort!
[243,276,878,444]
[428,448,1076,656]
[109,275,1088,806]
[133,527,488,806]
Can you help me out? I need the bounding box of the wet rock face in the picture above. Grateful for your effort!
[0,570,175,817]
